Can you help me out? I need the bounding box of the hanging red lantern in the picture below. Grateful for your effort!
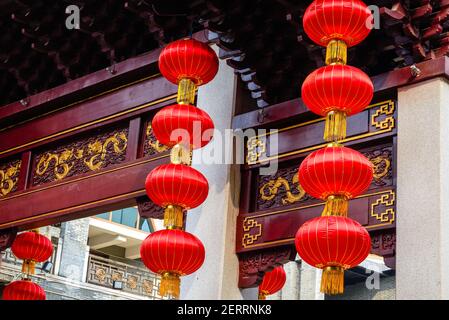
[11,230,53,275]
[304,0,373,64]
[145,163,208,209]
[258,266,287,300]
[159,38,219,105]
[152,104,214,149]
[2,279,46,300]
[295,215,371,295]
[145,164,209,229]
[301,64,373,142]
[298,144,373,217]
[140,229,205,298]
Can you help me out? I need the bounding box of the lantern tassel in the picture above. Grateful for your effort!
[320,266,344,295]
[324,110,347,142]
[22,259,36,275]
[258,290,268,300]
[160,272,180,299]
[177,78,197,105]
[322,195,348,217]
[164,205,184,230]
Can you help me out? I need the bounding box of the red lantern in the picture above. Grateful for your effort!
[303,0,373,48]
[302,65,373,117]
[152,104,214,149]
[301,65,373,142]
[258,266,287,300]
[295,215,371,294]
[145,163,208,209]
[298,145,373,216]
[11,231,53,275]
[159,38,219,105]
[2,280,46,300]
[159,38,219,86]
[140,229,205,298]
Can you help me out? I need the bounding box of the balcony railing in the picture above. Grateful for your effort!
[86,254,162,299]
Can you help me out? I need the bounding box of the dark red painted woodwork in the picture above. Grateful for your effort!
[0,76,177,159]
[0,156,169,231]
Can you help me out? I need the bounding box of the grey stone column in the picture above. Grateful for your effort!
[57,218,90,282]
[396,78,449,299]
[298,261,324,300]
[181,44,242,299]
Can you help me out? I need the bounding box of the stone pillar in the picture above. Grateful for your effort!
[298,261,324,300]
[397,77,449,299]
[181,44,242,299]
[58,218,90,282]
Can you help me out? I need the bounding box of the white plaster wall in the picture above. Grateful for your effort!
[180,45,243,299]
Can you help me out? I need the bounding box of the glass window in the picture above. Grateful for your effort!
[121,207,138,228]
[139,218,152,232]
[111,210,122,224]
[96,212,110,220]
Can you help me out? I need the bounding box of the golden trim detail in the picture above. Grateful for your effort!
[242,218,263,248]
[370,190,395,224]
[246,100,396,165]
[0,160,21,197]
[240,189,395,249]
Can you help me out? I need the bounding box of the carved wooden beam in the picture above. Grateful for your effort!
[238,245,296,288]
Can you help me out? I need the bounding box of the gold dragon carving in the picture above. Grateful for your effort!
[146,124,168,153]
[259,172,306,205]
[0,161,21,196]
[258,154,391,206]
[35,132,127,181]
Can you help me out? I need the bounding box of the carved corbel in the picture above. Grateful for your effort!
[238,245,296,288]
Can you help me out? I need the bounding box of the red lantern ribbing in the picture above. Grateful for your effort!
[11,230,53,275]
[296,0,374,295]
[140,229,205,298]
[258,266,287,300]
[151,104,214,149]
[295,216,371,294]
[298,145,373,217]
[2,279,46,300]
[141,37,218,299]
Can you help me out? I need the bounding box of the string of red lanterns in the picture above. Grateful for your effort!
[295,0,374,295]
[2,230,53,300]
[141,38,219,299]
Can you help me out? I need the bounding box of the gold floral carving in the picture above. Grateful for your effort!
[0,160,21,197]
[371,101,395,130]
[95,268,107,282]
[371,155,391,180]
[127,275,138,289]
[370,190,395,224]
[259,173,306,205]
[142,279,154,294]
[242,218,262,248]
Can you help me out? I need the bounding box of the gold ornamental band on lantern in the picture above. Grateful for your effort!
[325,39,347,65]
[322,195,349,217]
[170,144,192,166]
[164,205,184,230]
[258,290,269,300]
[324,110,347,142]
[160,272,181,298]
[321,266,345,295]
[177,78,197,105]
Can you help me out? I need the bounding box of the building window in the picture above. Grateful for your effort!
[95,207,151,232]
